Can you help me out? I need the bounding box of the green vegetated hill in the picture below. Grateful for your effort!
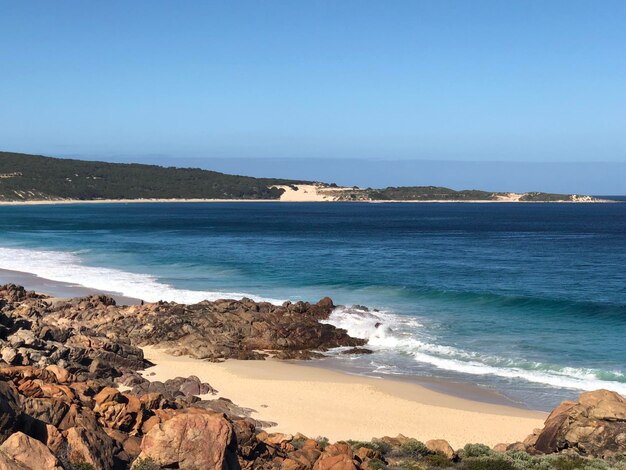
[332,186,578,202]
[0,151,587,202]
[0,151,307,201]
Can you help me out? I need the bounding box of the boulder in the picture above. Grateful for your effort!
[313,454,357,470]
[1,348,18,366]
[45,365,73,384]
[44,424,64,454]
[0,450,32,470]
[8,330,42,349]
[288,447,322,468]
[0,381,20,439]
[317,297,334,311]
[281,459,309,470]
[65,426,117,470]
[493,443,509,453]
[137,409,239,469]
[0,432,62,470]
[313,443,357,470]
[355,447,381,461]
[528,389,626,457]
[425,439,455,459]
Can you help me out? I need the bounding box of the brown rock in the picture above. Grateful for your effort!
[302,439,320,450]
[281,459,308,470]
[38,383,75,403]
[122,435,142,459]
[0,450,32,470]
[376,434,410,448]
[529,389,626,457]
[140,415,161,434]
[317,297,334,311]
[21,397,69,428]
[425,439,455,459]
[506,442,527,452]
[45,425,64,454]
[264,433,293,445]
[493,443,509,453]
[232,419,259,461]
[288,448,322,468]
[139,392,167,410]
[65,426,117,470]
[94,386,122,407]
[137,409,239,469]
[45,365,73,384]
[355,447,381,462]
[313,454,357,470]
[0,381,20,439]
[320,443,353,459]
[313,443,357,470]
[0,432,62,470]
[68,382,96,405]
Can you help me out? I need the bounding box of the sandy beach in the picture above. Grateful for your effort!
[141,345,546,449]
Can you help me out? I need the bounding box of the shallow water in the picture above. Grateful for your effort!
[0,202,624,410]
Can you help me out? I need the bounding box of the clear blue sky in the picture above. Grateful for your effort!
[1,1,625,190]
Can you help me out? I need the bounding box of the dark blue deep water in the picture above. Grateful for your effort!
[0,202,625,409]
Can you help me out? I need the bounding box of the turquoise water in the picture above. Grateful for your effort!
[0,202,625,409]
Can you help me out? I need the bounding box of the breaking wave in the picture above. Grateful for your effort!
[0,246,284,304]
[323,306,626,395]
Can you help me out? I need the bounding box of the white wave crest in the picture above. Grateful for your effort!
[324,306,626,395]
[0,247,284,304]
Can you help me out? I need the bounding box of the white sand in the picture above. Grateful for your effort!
[141,346,546,449]
[273,184,354,201]
[494,193,523,202]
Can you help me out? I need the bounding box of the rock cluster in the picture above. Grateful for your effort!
[23,288,365,361]
[524,389,626,457]
[0,359,419,469]
[0,284,373,469]
[0,285,147,381]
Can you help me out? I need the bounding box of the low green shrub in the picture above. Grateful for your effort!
[69,464,95,470]
[315,436,330,451]
[401,439,431,459]
[461,443,494,459]
[463,456,515,470]
[132,457,161,470]
[396,461,422,470]
[423,453,452,468]
[367,458,388,470]
[291,438,307,450]
[539,455,587,470]
[347,439,392,455]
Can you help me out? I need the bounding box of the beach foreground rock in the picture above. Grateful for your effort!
[526,389,626,457]
[136,409,238,469]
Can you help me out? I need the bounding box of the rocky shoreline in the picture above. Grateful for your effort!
[1,284,625,470]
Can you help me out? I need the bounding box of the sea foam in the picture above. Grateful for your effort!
[0,247,284,304]
[323,306,626,395]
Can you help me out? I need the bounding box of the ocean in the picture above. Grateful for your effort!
[0,202,624,410]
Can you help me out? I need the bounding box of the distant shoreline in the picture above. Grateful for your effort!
[0,197,617,206]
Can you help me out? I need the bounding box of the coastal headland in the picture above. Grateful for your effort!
[0,281,625,469]
[0,151,611,204]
